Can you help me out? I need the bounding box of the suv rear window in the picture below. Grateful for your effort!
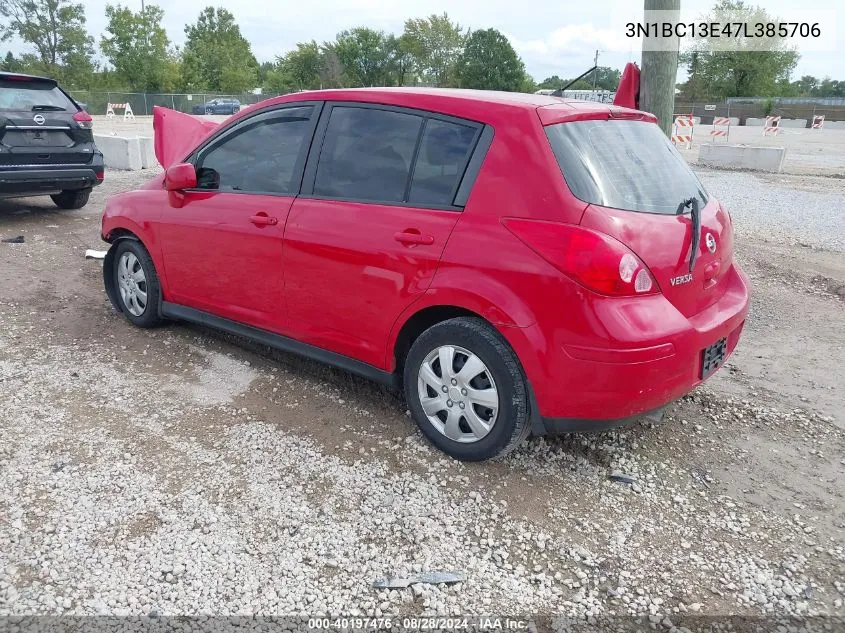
[545,119,707,215]
[0,78,77,112]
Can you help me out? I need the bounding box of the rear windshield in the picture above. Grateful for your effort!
[545,119,707,215]
[0,79,77,112]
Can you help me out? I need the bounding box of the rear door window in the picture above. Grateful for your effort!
[408,119,477,206]
[314,106,423,204]
[0,78,77,112]
[196,105,314,194]
[545,119,707,214]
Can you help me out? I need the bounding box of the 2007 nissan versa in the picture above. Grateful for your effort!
[99,88,749,461]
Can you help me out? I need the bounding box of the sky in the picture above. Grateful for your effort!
[5,0,843,82]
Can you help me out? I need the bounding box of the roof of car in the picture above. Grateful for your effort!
[0,71,56,83]
[287,87,597,109]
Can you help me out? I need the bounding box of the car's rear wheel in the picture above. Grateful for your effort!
[51,188,90,210]
[232,106,240,114]
[112,240,164,328]
[205,107,213,115]
[404,317,531,461]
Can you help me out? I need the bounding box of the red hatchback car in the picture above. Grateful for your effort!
[100,88,749,461]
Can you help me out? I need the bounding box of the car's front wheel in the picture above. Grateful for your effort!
[404,317,531,461]
[205,107,213,115]
[51,188,90,210]
[112,240,164,328]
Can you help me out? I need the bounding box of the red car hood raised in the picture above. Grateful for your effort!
[153,106,220,168]
[613,62,640,110]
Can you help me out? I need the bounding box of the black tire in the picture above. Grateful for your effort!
[111,240,164,328]
[205,107,213,115]
[403,317,531,461]
[232,106,240,114]
[51,188,90,210]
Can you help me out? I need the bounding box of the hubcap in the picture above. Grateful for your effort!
[417,345,499,443]
[117,252,147,317]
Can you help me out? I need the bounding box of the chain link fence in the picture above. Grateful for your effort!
[675,101,845,125]
[68,91,290,116]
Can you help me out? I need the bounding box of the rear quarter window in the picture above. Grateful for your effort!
[545,119,707,215]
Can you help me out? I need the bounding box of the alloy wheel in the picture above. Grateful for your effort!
[117,252,148,317]
[417,345,499,443]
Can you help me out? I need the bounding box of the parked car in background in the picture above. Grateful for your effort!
[191,98,241,115]
[101,88,749,461]
[0,71,103,209]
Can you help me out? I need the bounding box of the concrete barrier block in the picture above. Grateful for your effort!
[95,134,142,170]
[779,118,808,128]
[745,117,764,126]
[138,137,156,169]
[821,120,845,130]
[727,116,740,126]
[699,144,786,172]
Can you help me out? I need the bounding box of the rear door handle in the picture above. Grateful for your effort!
[394,231,434,246]
[250,213,278,227]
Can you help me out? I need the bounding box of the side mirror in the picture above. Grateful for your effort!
[164,163,197,191]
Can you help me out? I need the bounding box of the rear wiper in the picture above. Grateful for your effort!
[31,104,66,111]
[677,197,701,272]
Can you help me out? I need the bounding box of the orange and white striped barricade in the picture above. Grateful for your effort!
[812,114,825,130]
[762,115,781,136]
[106,102,135,122]
[671,114,694,148]
[710,116,731,142]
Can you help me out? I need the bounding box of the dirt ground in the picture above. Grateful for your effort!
[0,167,844,625]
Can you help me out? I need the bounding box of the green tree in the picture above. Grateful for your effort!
[519,72,537,93]
[0,0,94,84]
[403,13,464,87]
[278,40,323,90]
[455,28,525,91]
[385,33,416,86]
[592,66,622,91]
[181,7,258,92]
[816,78,845,97]
[1,50,22,71]
[101,4,174,91]
[318,46,344,88]
[794,75,819,96]
[333,27,392,87]
[538,75,564,90]
[680,0,799,98]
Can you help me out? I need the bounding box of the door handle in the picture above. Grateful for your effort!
[249,213,278,227]
[394,231,434,246]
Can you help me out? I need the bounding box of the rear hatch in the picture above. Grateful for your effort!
[0,76,95,167]
[545,117,733,317]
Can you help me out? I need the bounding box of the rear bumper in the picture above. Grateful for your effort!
[504,262,750,431]
[0,160,103,196]
[540,405,667,434]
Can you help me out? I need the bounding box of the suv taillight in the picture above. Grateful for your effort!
[73,110,93,129]
[502,219,659,296]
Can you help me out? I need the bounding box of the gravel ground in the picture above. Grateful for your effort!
[0,167,843,630]
[697,169,845,252]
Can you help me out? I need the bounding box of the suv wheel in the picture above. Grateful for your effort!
[112,240,164,328]
[404,317,531,461]
[51,188,90,210]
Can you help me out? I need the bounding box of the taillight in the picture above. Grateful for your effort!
[502,219,659,296]
[73,110,93,129]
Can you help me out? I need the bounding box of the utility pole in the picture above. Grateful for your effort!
[640,0,680,136]
[592,50,599,92]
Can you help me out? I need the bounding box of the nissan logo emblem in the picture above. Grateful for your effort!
[706,232,717,254]
[33,114,45,125]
